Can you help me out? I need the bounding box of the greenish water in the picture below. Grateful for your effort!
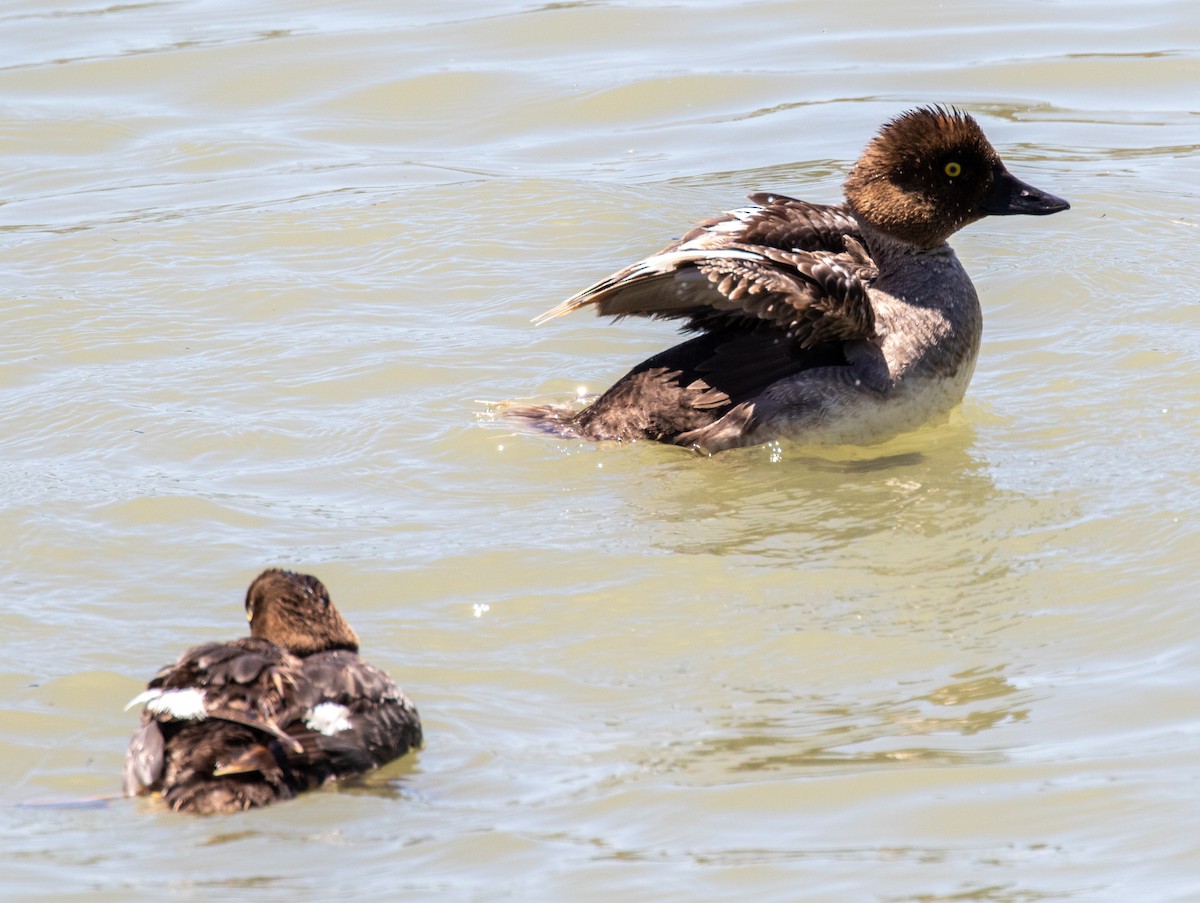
[2,1,1198,900]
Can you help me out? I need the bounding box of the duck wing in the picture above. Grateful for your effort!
[679,193,862,254]
[122,638,307,798]
[536,195,877,350]
[279,650,422,778]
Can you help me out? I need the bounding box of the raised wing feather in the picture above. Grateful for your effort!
[535,195,877,349]
[678,193,861,253]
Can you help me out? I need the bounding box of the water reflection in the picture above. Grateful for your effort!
[614,420,999,562]
[669,669,1026,775]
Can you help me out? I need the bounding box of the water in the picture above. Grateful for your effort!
[2,1,1198,900]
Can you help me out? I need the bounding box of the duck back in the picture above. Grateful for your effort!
[124,638,421,814]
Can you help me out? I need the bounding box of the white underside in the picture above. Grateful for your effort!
[736,359,978,451]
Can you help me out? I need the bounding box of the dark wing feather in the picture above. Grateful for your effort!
[123,638,309,806]
[157,721,300,813]
[682,242,876,347]
[568,365,730,443]
[289,650,423,777]
[153,638,306,750]
[679,194,861,254]
[535,195,877,348]
[558,329,837,443]
[152,638,299,701]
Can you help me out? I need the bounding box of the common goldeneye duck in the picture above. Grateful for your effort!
[123,569,422,814]
[509,106,1069,453]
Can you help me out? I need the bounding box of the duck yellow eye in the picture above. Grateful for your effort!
[944,161,962,178]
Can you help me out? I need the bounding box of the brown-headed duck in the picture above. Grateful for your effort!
[123,569,422,814]
[509,106,1069,453]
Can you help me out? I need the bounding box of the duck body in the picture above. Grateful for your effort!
[123,570,422,814]
[512,107,1068,453]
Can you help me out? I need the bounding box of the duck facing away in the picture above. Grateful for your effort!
[509,106,1069,453]
[123,569,422,814]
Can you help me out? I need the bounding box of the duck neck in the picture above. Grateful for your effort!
[856,220,973,310]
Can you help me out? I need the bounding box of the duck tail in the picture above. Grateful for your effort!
[496,401,584,439]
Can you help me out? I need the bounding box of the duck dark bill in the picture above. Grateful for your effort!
[984,167,1071,216]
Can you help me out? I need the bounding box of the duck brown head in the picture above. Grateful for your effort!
[844,106,1069,250]
[245,568,360,656]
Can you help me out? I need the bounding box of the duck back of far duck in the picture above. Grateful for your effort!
[123,569,421,814]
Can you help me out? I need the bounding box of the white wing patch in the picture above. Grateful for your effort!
[305,702,353,736]
[643,248,767,270]
[125,687,208,720]
[703,206,761,236]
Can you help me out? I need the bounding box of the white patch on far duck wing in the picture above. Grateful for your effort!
[125,687,208,720]
[304,702,353,736]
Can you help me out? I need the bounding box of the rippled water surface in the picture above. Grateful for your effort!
[2,1,1198,900]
